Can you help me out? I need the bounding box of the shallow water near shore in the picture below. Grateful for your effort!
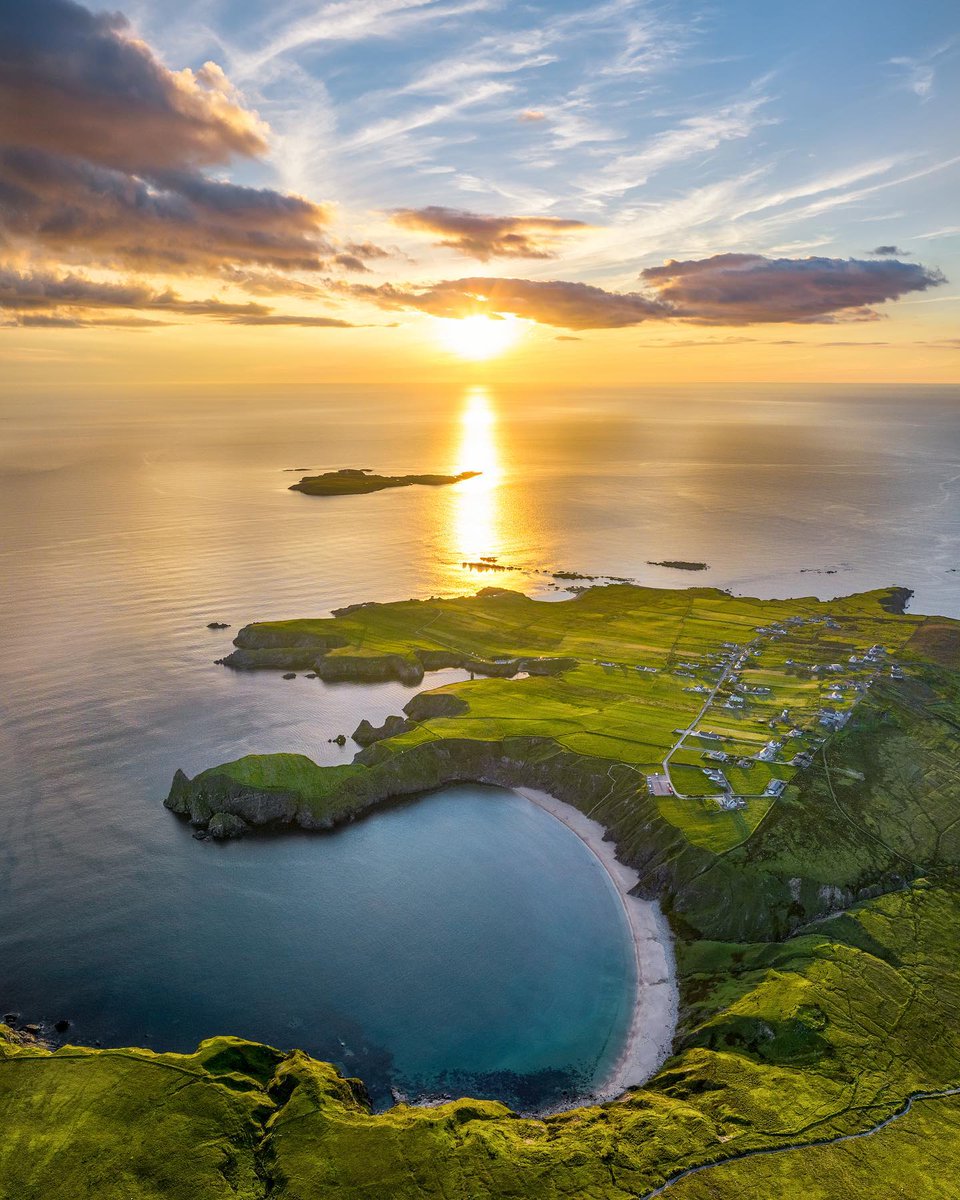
[1,382,958,1106]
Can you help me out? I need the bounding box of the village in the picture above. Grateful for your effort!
[638,616,899,810]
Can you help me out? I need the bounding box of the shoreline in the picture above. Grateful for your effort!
[514,787,678,1106]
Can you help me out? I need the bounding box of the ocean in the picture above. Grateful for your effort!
[1,382,957,1107]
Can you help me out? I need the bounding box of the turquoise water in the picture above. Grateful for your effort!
[1,781,635,1109]
[1,383,958,1107]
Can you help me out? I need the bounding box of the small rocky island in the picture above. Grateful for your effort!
[647,559,709,571]
[289,467,480,496]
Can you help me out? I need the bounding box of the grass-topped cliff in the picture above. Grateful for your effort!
[6,583,960,1196]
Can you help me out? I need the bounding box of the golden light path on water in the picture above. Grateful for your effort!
[449,386,504,569]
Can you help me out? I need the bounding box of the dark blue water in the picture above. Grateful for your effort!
[1,383,958,1108]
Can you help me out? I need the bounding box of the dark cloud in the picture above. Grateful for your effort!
[0,147,333,273]
[639,253,944,324]
[390,206,589,260]
[870,245,909,256]
[0,0,386,286]
[348,276,669,328]
[555,334,582,341]
[0,0,267,173]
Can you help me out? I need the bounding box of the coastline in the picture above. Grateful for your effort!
[514,787,678,1105]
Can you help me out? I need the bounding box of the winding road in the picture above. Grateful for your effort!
[635,1084,960,1198]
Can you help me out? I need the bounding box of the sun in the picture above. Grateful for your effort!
[436,314,521,360]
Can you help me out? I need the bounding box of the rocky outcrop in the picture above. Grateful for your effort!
[220,625,350,672]
[166,768,306,828]
[315,654,425,685]
[402,692,469,721]
[879,586,914,615]
[207,812,249,839]
[352,714,413,746]
[220,629,578,684]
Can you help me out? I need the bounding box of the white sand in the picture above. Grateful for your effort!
[514,787,679,1105]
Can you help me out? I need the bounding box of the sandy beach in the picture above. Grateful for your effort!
[515,787,679,1104]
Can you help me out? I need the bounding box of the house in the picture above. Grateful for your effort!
[819,709,850,731]
[764,778,787,797]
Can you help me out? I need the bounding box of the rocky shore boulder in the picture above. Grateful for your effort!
[207,812,250,840]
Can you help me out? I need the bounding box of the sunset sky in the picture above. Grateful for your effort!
[2,0,958,389]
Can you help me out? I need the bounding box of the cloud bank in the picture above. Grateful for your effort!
[0,266,358,327]
[349,253,944,329]
[0,0,380,288]
[639,253,944,324]
[0,1,948,339]
[390,206,588,259]
[350,276,669,327]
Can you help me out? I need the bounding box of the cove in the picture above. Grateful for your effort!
[4,784,644,1112]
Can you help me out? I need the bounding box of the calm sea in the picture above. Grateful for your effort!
[0,383,957,1107]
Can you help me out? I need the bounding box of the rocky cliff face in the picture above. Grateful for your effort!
[218,623,578,683]
[352,714,413,747]
[166,768,309,827]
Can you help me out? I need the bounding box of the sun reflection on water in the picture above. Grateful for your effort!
[450,387,503,565]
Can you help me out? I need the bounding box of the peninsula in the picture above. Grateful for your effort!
[289,467,480,496]
[5,583,960,1198]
